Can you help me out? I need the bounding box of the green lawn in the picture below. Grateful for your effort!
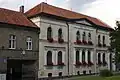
[72,75,120,80]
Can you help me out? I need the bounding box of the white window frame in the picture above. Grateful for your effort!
[9,35,16,49]
[26,37,32,50]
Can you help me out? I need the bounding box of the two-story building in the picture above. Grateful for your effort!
[25,2,115,78]
[0,8,39,80]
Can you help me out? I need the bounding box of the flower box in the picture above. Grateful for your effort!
[103,44,106,47]
[47,37,54,43]
[103,61,107,66]
[58,38,64,43]
[75,61,82,66]
[82,61,88,66]
[76,40,82,44]
[47,62,54,66]
[98,43,102,47]
[82,40,87,45]
[97,61,102,66]
[88,41,93,45]
[88,61,94,66]
[58,62,65,66]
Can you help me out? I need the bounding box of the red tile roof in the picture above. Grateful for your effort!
[0,8,38,28]
[26,2,112,29]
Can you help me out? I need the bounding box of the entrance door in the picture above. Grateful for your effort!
[7,60,22,80]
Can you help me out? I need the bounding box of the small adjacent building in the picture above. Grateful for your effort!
[0,8,39,80]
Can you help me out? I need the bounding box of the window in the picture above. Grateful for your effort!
[103,53,107,66]
[82,50,85,62]
[82,32,86,41]
[47,27,52,40]
[58,51,63,65]
[103,36,105,44]
[103,53,105,63]
[98,35,101,44]
[58,28,62,39]
[9,35,16,49]
[98,53,102,65]
[76,31,80,40]
[88,33,91,41]
[47,51,53,65]
[26,37,32,50]
[103,36,106,47]
[58,28,64,43]
[76,50,80,64]
[88,50,91,62]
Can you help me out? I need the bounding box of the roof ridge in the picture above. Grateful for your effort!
[0,7,20,13]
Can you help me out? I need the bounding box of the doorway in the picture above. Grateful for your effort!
[7,60,22,80]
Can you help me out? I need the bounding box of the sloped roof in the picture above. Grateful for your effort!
[0,8,38,28]
[26,2,112,29]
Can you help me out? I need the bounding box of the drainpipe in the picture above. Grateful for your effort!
[66,21,70,76]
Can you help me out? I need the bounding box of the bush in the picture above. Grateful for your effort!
[100,69,113,77]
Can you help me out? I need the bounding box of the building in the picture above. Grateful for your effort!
[0,8,39,80]
[25,2,115,78]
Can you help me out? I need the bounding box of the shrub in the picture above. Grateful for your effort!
[100,69,113,77]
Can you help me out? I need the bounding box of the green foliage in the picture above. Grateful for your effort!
[110,21,120,64]
[100,69,113,77]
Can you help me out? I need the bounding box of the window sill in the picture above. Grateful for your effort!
[26,49,32,51]
[9,48,16,49]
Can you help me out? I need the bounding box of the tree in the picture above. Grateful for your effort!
[110,21,120,66]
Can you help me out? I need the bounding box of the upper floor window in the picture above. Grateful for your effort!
[82,32,86,41]
[103,36,106,47]
[58,28,64,43]
[76,31,80,41]
[26,37,32,50]
[98,35,101,44]
[9,35,16,49]
[58,28,62,39]
[47,27,52,40]
[88,33,91,41]
[47,51,53,65]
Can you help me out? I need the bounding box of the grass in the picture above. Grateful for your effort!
[72,75,120,80]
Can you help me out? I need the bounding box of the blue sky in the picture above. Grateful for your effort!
[0,0,120,28]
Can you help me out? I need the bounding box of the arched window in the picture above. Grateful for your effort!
[47,27,52,40]
[47,51,52,65]
[76,31,80,41]
[58,51,62,65]
[82,50,85,62]
[103,53,105,63]
[98,35,101,44]
[103,36,106,47]
[88,50,91,62]
[98,53,101,63]
[88,33,91,41]
[58,28,62,39]
[82,32,86,41]
[76,50,79,63]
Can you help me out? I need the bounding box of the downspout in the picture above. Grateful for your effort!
[66,21,70,76]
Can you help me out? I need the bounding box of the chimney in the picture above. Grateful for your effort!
[20,5,24,13]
